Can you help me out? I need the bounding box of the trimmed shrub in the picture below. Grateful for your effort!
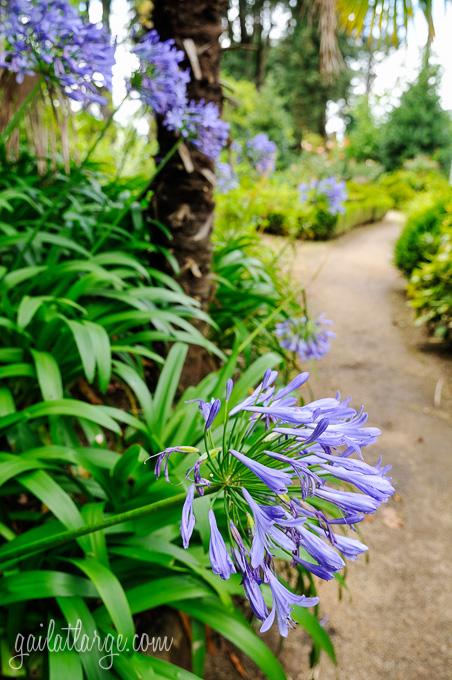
[394,194,451,275]
[407,215,452,340]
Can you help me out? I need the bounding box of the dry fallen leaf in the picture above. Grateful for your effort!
[381,506,404,529]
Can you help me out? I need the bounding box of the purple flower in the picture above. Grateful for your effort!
[188,397,221,430]
[153,446,198,481]
[242,489,295,568]
[131,29,189,121]
[0,0,115,105]
[311,525,368,560]
[231,450,293,495]
[243,572,268,620]
[181,484,196,549]
[283,519,345,575]
[216,161,239,193]
[317,464,394,502]
[186,459,211,496]
[244,133,277,175]
[260,568,319,637]
[225,378,234,401]
[163,367,394,638]
[275,314,335,362]
[167,99,229,160]
[314,486,380,514]
[299,177,347,215]
[318,177,347,214]
[208,509,236,579]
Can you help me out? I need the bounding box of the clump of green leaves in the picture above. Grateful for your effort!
[394,193,450,275]
[408,212,452,340]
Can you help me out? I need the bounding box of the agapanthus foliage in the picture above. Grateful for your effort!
[216,161,239,193]
[245,132,277,175]
[299,177,348,215]
[0,0,115,104]
[154,370,394,637]
[132,30,229,160]
[276,314,335,362]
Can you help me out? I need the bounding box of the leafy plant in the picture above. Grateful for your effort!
[211,234,303,360]
[394,193,450,275]
[407,214,452,340]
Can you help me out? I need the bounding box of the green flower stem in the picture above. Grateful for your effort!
[0,490,197,569]
[81,93,129,166]
[237,299,288,355]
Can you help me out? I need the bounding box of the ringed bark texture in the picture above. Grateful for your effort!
[150,0,228,308]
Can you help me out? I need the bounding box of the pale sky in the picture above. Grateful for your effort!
[89,0,452,136]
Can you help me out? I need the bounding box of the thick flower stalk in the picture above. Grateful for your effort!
[275,314,335,362]
[299,177,347,215]
[154,369,394,637]
[0,0,115,105]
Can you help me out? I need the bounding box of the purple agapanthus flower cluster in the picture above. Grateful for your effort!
[216,161,239,193]
[299,177,347,215]
[154,369,394,637]
[276,314,335,362]
[0,0,115,105]
[244,133,277,175]
[131,30,189,121]
[131,31,229,160]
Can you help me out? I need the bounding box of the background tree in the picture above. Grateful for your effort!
[380,60,452,170]
[345,95,382,163]
[149,0,228,309]
[267,21,354,140]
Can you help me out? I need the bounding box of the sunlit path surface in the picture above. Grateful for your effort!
[268,212,452,679]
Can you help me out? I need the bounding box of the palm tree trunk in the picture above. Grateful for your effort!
[150,0,227,309]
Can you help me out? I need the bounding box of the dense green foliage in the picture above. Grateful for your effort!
[394,194,450,275]
[379,62,452,171]
[345,96,382,163]
[408,214,452,340]
[215,171,393,241]
[223,77,295,166]
[394,190,452,341]
[0,152,335,678]
[267,22,354,140]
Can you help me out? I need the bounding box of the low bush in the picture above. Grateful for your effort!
[215,177,303,238]
[336,183,394,235]
[394,193,451,275]
[407,213,452,340]
[378,166,449,209]
[215,175,392,242]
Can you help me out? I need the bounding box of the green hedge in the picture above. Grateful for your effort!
[215,177,393,241]
[336,183,394,235]
[394,193,450,275]
[407,213,452,340]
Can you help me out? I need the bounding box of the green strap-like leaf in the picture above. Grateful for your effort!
[172,598,287,680]
[292,607,336,664]
[151,343,188,436]
[57,596,110,680]
[0,571,97,605]
[70,557,135,642]
[31,350,63,400]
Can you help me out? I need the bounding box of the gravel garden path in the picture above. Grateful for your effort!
[268,212,452,679]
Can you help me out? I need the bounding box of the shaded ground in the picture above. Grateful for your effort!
[269,212,452,679]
